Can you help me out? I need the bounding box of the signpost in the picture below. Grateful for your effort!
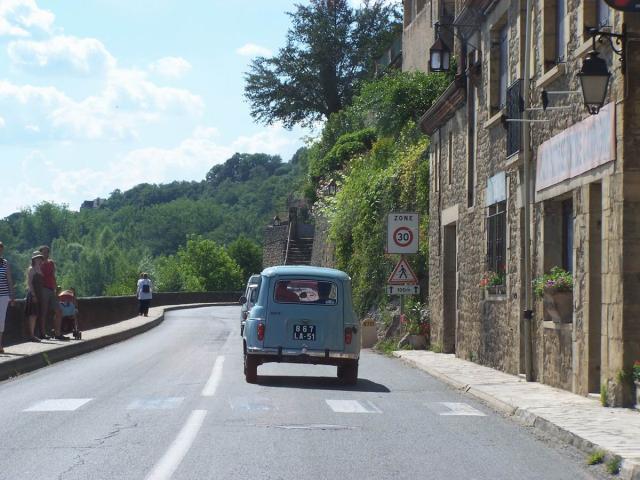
[387,213,419,254]
[386,212,420,325]
[386,284,420,295]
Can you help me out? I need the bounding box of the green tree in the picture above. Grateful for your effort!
[227,236,263,281]
[244,0,400,128]
[178,236,243,291]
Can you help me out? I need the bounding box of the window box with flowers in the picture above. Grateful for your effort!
[479,271,506,298]
[534,266,573,324]
[633,361,640,409]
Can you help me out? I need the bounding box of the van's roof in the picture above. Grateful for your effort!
[261,265,350,280]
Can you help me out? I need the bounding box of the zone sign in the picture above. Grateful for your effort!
[387,213,419,254]
[604,0,640,11]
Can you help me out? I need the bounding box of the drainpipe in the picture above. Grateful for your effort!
[522,0,534,381]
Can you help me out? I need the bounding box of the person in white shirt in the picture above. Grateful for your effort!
[136,273,153,317]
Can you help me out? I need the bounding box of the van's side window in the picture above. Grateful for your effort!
[274,280,337,304]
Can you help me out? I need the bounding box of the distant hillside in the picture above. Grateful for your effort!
[0,150,308,297]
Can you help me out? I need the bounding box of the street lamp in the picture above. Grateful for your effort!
[577,49,611,115]
[429,37,451,72]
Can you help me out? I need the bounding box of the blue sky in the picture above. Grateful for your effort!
[0,0,355,218]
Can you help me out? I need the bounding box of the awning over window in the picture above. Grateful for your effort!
[486,171,506,206]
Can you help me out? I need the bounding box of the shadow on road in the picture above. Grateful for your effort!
[257,375,390,393]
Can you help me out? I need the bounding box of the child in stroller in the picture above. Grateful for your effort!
[58,288,81,339]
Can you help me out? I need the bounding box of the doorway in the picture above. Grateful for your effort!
[442,224,457,353]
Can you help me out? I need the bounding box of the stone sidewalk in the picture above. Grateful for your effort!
[0,303,230,382]
[394,350,640,480]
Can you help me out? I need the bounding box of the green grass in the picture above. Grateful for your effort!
[374,338,400,356]
[606,456,621,475]
[586,450,605,465]
[600,384,608,406]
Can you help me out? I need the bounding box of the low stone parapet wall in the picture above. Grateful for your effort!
[2,291,241,346]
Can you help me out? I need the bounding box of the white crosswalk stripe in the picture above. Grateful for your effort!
[432,402,487,416]
[24,398,93,412]
[127,397,184,410]
[325,399,382,413]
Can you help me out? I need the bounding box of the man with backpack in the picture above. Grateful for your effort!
[136,272,153,317]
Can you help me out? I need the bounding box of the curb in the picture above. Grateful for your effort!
[393,352,640,480]
[0,302,236,383]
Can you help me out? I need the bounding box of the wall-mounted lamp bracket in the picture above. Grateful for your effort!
[585,24,627,72]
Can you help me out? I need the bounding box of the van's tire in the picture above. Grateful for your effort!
[244,354,258,383]
[341,361,358,385]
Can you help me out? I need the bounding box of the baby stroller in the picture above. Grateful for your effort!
[58,289,82,340]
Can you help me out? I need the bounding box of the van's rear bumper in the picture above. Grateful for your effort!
[246,347,358,366]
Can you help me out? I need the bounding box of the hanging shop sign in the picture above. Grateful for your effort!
[536,103,615,192]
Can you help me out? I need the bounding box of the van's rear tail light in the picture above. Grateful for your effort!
[344,327,353,345]
[257,322,265,341]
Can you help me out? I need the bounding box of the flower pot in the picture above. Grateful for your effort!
[543,290,573,323]
[635,380,640,409]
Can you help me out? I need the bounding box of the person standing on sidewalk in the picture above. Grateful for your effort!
[38,245,67,340]
[25,252,45,342]
[136,273,153,317]
[0,242,16,353]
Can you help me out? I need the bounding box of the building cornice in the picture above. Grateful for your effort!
[419,74,467,136]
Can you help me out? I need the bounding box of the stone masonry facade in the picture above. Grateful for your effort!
[403,0,640,405]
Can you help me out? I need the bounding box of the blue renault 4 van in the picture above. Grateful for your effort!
[242,266,361,384]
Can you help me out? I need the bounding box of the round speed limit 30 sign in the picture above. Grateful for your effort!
[387,213,419,254]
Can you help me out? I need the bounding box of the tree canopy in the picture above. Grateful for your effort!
[244,0,400,128]
[0,149,307,297]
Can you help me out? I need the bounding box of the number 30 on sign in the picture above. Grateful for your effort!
[386,213,419,254]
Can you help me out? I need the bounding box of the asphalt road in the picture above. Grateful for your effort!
[0,306,602,480]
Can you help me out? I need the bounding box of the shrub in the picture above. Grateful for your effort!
[587,451,605,465]
[533,266,573,298]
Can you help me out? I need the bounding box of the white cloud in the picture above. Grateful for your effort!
[236,43,272,57]
[8,35,116,75]
[0,71,204,141]
[0,0,54,38]
[149,56,192,79]
[0,116,5,128]
[231,125,298,155]
[71,125,298,196]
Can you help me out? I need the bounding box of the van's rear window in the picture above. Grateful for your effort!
[274,280,337,304]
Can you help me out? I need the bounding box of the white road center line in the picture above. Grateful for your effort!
[438,402,486,416]
[201,355,225,397]
[145,409,208,480]
[24,398,92,412]
[325,399,382,413]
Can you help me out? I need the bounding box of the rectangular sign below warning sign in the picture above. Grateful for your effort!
[386,284,420,295]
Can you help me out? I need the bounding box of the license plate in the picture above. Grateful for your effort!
[293,324,316,341]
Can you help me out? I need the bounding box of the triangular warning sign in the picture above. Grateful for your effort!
[388,257,418,284]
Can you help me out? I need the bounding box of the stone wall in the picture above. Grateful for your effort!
[427,0,525,375]
[310,214,335,268]
[2,291,241,347]
[402,2,434,73]
[262,224,289,268]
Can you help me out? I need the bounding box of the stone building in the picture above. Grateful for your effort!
[407,0,640,405]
